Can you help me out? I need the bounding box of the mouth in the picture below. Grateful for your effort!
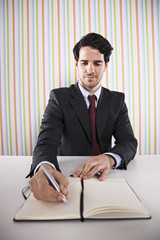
[85,75,96,79]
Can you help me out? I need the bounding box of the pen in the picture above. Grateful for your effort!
[41,163,68,204]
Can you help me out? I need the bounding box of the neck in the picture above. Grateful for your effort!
[79,82,101,94]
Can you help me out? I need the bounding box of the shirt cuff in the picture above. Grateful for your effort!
[104,152,121,168]
[34,161,56,175]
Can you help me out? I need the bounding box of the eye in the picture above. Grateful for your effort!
[81,61,88,66]
[94,61,102,66]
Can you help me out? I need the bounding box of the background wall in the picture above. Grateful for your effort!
[0,0,160,156]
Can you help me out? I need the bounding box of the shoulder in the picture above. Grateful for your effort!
[102,87,125,101]
[50,84,76,97]
[49,84,80,105]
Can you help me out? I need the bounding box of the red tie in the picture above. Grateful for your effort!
[88,95,100,155]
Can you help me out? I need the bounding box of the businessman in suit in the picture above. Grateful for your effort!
[29,33,137,202]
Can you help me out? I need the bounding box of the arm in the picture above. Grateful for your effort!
[74,93,137,180]
[28,91,68,202]
[109,97,138,169]
[28,90,64,177]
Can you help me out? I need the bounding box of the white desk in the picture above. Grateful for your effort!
[0,155,160,240]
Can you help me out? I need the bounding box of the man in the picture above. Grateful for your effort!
[29,33,137,203]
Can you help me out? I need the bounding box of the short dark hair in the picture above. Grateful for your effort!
[73,32,113,63]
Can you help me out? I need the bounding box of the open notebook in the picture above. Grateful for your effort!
[14,178,151,221]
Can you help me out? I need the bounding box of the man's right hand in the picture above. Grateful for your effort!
[29,164,69,202]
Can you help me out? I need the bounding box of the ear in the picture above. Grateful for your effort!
[103,63,108,72]
[75,61,78,67]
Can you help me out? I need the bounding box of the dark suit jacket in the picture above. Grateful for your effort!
[29,83,137,176]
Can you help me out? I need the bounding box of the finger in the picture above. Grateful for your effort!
[73,164,86,178]
[73,156,100,178]
[57,175,69,196]
[79,159,101,178]
[30,169,64,202]
[99,168,110,181]
[36,174,64,202]
[29,176,41,200]
[41,165,69,200]
[82,165,101,179]
[30,176,48,201]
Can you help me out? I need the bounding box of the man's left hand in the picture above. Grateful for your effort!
[73,155,116,181]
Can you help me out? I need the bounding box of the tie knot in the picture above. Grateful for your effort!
[88,95,96,104]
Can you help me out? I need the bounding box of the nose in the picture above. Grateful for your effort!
[86,63,94,74]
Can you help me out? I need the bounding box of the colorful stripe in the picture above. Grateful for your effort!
[135,0,141,154]
[113,0,118,91]
[145,0,151,154]
[119,0,125,93]
[157,0,160,153]
[12,0,18,155]
[73,0,77,83]
[125,0,131,115]
[32,0,38,146]
[129,0,135,131]
[18,0,24,154]
[94,0,97,32]
[78,0,82,37]
[109,0,115,91]
[141,0,147,154]
[103,0,107,37]
[151,0,156,154]
[7,0,13,154]
[2,0,9,154]
[27,0,32,155]
[0,0,160,155]
[103,0,108,88]
[88,0,91,32]
[82,0,85,35]
[21,0,27,155]
[57,0,61,87]
[0,43,4,155]
[47,0,51,90]
[67,0,71,86]
[51,0,55,89]
[97,0,101,33]
[36,0,40,131]
[42,0,46,109]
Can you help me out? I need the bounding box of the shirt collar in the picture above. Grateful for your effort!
[78,82,102,101]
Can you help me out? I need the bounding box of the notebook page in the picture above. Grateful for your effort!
[83,178,150,218]
[15,177,81,220]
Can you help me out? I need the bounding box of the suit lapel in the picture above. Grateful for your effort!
[96,87,110,141]
[69,84,92,144]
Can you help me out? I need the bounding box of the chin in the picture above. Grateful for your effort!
[88,82,99,87]
[86,84,96,89]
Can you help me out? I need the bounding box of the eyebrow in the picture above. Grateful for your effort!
[80,60,103,63]
[94,60,103,63]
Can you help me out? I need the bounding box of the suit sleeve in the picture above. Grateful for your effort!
[28,90,63,177]
[109,94,138,169]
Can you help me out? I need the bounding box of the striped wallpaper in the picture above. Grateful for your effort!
[0,0,160,156]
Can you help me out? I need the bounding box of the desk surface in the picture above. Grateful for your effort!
[0,155,160,240]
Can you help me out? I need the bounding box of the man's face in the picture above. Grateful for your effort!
[76,46,107,93]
